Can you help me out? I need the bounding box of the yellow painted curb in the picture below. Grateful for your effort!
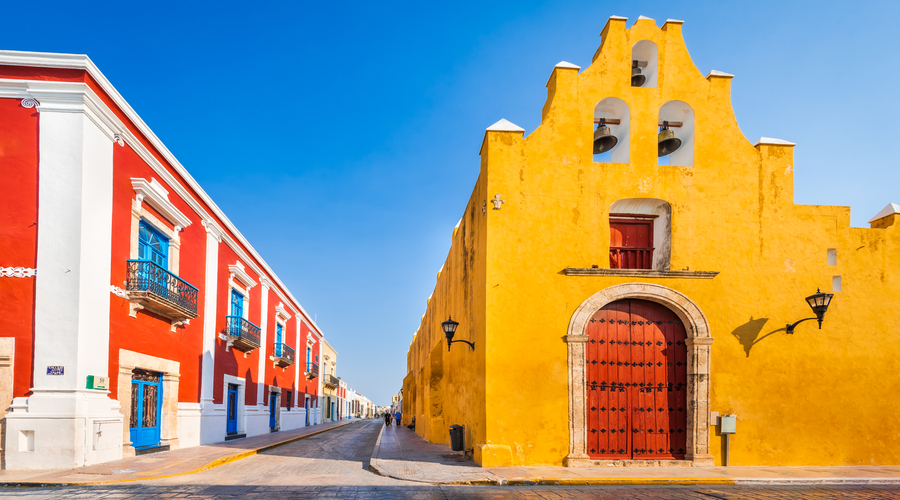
[449,478,736,486]
[0,420,359,488]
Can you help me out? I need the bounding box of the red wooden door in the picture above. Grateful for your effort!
[585,299,687,460]
[609,219,653,269]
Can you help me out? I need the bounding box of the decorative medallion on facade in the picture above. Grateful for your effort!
[0,267,35,278]
[20,98,38,109]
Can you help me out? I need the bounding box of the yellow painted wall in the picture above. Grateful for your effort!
[405,16,900,467]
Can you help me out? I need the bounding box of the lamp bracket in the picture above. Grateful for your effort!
[448,339,475,351]
[786,317,820,334]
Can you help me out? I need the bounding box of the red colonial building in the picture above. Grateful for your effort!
[0,50,325,469]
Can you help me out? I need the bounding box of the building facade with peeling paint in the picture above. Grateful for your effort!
[402,15,900,468]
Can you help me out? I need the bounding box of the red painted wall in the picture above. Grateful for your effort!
[212,243,262,406]
[107,144,205,402]
[0,97,39,398]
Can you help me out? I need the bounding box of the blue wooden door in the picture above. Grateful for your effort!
[305,397,310,426]
[269,393,277,429]
[226,384,238,434]
[130,369,162,450]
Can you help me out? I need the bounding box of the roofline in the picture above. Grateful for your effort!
[0,50,324,338]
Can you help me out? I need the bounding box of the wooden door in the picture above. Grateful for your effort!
[585,299,687,460]
[609,219,653,269]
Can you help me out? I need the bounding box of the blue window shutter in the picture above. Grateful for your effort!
[231,289,244,318]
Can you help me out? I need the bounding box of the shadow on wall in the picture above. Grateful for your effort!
[731,316,788,357]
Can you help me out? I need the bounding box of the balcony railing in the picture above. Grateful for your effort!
[225,316,261,352]
[126,260,199,323]
[306,362,319,379]
[324,374,340,388]
[609,247,653,270]
[273,342,295,368]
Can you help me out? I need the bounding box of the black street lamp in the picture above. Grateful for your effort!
[442,316,474,351]
[786,288,834,334]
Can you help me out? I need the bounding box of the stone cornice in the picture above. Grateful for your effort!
[563,268,719,279]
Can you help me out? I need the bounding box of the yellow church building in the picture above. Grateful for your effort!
[402,15,900,468]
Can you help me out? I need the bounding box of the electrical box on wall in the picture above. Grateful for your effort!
[721,414,737,434]
[87,375,109,390]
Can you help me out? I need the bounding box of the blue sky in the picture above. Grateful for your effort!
[4,1,898,405]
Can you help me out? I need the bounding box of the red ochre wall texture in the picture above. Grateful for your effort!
[213,242,262,406]
[107,143,204,403]
[0,98,38,398]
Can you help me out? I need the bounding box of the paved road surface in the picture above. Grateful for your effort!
[0,420,897,498]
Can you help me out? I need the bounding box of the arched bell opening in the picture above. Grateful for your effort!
[658,101,694,167]
[593,97,630,163]
[609,198,671,271]
[631,40,658,88]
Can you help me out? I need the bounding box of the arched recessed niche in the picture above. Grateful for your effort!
[609,198,671,270]
[632,40,658,88]
[593,97,630,163]
[658,100,694,167]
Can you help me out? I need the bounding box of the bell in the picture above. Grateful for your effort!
[631,60,646,87]
[658,127,682,157]
[593,123,618,154]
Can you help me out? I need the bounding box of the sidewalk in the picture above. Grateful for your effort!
[0,419,358,487]
[370,424,900,486]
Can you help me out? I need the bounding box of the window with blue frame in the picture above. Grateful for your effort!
[275,322,284,356]
[138,221,169,269]
[230,289,244,318]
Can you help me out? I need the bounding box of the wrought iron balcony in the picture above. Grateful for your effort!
[126,260,198,327]
[306,362,319,380]
[273,342,295,368]
[224,316,261,352]
[324,374,340,388]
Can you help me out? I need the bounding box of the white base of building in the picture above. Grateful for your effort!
[4,389,123,470]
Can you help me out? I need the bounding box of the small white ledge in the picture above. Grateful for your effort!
[637,15,655,21]
[487,119,525,132]
[665,19,685,25]
[869,203,900,223]
[228,261,257,289]
[609,15,627,20]
[275,302,292,321]
[555,61,581,70]
[707,70,734,78]
[754,137,796,147]
[131,178,192,229]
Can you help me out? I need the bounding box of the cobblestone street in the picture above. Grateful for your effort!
[0,420,898,499]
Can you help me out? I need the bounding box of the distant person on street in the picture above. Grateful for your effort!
[395,411,401,426]
[384,412,391,426]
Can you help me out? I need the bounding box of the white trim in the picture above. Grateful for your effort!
[0,54,325,340]
[0,267,36,277]
[664,19,685,24]
[131,178,192,229]
[754,137,796,146]
[486,118,525,132]
[637,15,655,20]
[275,302,292,321]
[869,202,900,223]
[228,261,257,289]
[110,285,127,298]
[555,61,581,70]
[706,70,734,78]
[609,15,627,20]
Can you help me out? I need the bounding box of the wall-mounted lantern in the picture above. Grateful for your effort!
[786,288,834,334]
[442,316,474,351]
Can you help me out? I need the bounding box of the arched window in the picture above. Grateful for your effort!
[631,40,658,88]
[658,101,694,167]
[609,198,672,270]
[593,97,630,163]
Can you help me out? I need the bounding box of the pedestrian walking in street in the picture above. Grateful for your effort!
[384,412,391,426]
[395,411,401,426]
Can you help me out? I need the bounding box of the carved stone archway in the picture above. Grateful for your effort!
[564,283,714,467]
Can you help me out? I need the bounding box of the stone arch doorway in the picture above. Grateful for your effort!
[564,283,713,467]
[586,299,687,460]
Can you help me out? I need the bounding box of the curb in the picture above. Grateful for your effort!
[0,420,359,488]
[366,427,900,487]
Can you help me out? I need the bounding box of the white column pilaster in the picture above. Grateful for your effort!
[199,220,223,409]
[256,279,271,406]
[5,85,124,469]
